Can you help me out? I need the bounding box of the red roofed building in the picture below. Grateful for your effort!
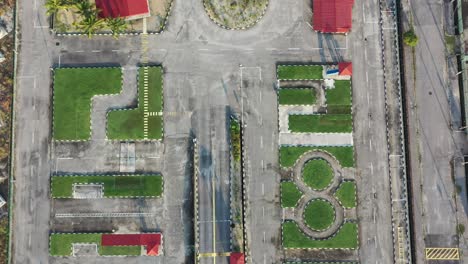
[313,0,355,33]
[95,0,151,20]
[338,62,353,76]
[101,233,162,256]
[230,252,245,264]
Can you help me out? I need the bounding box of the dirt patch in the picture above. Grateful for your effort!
[203,0,269,29]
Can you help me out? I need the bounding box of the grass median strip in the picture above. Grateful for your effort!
[281,181,303,208]
[49,233,141,256]
[282,221,358,249]
[279,146,355,168]
[51,175,163,198]
[107,66,163,140]
[53,67,122,140]
[277,65,323,80]
[302,159,334,190]
[335,181,357,208]
[279,88,317,105]
[289,114,353,133]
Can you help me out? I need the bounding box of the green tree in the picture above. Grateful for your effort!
[105,17,128,39]
[45,0,72,16]
[403,29,419,47]
[74,15,105,38]
[73,0,98,19]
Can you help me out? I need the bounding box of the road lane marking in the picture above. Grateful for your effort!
[425,248,459,260]
[369,139,372,151]
[262,183,264,195]
[260,136,263,148]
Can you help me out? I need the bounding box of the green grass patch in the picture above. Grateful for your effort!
[445,34,456,54]
[279,146,354,168]
[53,67,121,140]
[49,233,141,256]
[281,181,303,208]
[326,80,352,114]
[282,221,358,249]
[304,199,335,230]
[230,118,241,162]
[107,66,163,140]
[51,175,163,198]
[100,246,141,256]
[277,65,323,80]
[279,88,317,105]
[289,114,353,133]
[302,159,334,190]
[50,233,101,256]
[335,181,357,208]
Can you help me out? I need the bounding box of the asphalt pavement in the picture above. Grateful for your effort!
[12,0,397,263]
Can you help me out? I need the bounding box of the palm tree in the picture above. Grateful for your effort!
[74,15,105,38]
[105,17,128,39]
[45,0,71,17]
[73,0,97,19]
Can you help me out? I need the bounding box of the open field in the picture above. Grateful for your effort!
[277,65,323,80]
[53,68,121,140]
[50,175,163,198]
[303,199,335,231]
[289,114,353,133]
[107,67,163,140]
[282,221,358,249]
[279,88,317,105]
[49,233,141,256]
[335,181,356,208]
[280,146,355,168]
[281,181,303,208]
[302,159,333,190]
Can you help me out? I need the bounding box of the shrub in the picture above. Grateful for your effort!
[403,29,418,47]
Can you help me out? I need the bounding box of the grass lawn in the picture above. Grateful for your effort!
[302,159,334,190]
[277,65,323,80]
[335,181,357,208]
[49,233,141,256]
[281,181,303,208]
[279,88,317,105]
[107,67,163,140]
[282,221,358,249]
[289,114,353,133]
[53,67,121,140]
[279,146,354,168]
[303,199,335,230]
[326,80,352,114]
[51,175,163,198]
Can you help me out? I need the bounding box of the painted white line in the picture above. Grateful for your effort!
[370,163,374,174]
[111,49,120,52]
[262,206,265,218]
[261,160,264,169]
[91,50,101,53]
[366,71,369,83]
[263,231,266,243]
[369,139,372,151]
[260,136,263,149]
[288,48,300,50]
[198,49,208,51]
[262,183,264,195]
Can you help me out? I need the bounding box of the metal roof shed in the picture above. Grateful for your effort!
[313,0,355,33]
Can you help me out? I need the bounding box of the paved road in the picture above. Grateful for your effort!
[401,0,468,262]
[12,0,395,263]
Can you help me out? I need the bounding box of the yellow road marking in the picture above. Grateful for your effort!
[425,247,459,260]
[198,252,231,258]
[212,173,216,264]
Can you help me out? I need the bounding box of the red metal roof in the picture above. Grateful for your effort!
[338,62,353,75]
[230,253,245,264]
[95,0,150,19]
[101,233,162,256]
[313,0,354,33]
